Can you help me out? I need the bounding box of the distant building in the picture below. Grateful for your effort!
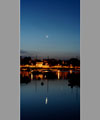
[36,62,43,67]
[36,61,50,68]
[70,64,73,68]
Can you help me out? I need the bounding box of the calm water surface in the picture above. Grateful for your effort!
[20,71,80,120]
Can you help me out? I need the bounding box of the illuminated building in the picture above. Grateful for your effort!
[36,62,43,67]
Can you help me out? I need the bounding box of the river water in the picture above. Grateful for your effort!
[20,70,80,120]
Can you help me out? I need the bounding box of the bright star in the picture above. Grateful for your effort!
[45,35,48,39]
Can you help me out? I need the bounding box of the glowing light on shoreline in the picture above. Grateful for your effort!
[58,70,60,80]
[70,70,73,74]
[31,73,33,80]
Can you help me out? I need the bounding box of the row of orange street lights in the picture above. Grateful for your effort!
[20,64,80,69]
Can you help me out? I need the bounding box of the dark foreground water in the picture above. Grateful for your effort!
[20,70,80,120]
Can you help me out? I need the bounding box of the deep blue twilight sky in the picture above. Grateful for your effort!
[20,0,80,59]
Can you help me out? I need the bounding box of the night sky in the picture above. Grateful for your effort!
[20,0,80,59]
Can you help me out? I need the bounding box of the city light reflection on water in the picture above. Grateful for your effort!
[20,70,80,120]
